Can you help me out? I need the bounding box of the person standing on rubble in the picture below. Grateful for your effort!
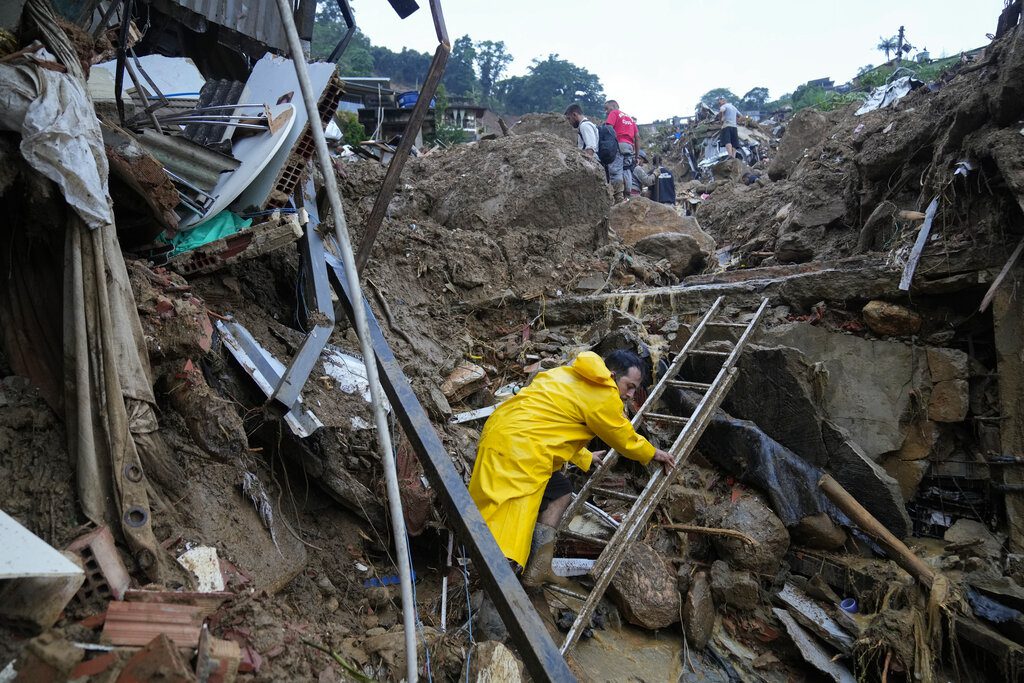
[630,150,658,197]
[469,350,674,587]
[717,96,741,159]
[604,100,640,202]
[564,103,600,163]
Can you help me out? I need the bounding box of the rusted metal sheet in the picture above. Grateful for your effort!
[168,0,293,53]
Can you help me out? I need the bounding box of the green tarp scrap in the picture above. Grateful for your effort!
[166,210,252,255]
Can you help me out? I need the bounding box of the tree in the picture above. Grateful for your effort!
[856,64,875,76]
[699,88,738,106]
[475,40,513,102]
[371,45,432,88]
[443,35,478,99]
[740,86,769,110]
[494,54,604,115]
[877,36,898,61]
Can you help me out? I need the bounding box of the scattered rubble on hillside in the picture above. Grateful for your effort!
[1,1,1024,682]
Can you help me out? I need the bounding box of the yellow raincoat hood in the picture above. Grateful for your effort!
[468,351,656,565]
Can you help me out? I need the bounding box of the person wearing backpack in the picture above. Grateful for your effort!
[565,104,624,202]
[604,100,640,202]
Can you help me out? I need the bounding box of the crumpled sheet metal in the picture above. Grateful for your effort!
[0,49,113,229]
[855,75,925,116]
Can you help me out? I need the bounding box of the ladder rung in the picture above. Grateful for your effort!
[664,380,712,391]
[708,321,747,328]
[645,412,690,425]
[689,349,730,357]
[592,487,639,502]
[560,529,609,546]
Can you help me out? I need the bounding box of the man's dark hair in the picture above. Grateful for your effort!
[604,349,643,376]
[604,99,619,109]
[564,103,584,116]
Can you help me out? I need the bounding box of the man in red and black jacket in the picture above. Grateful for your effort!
[603,100,639,202]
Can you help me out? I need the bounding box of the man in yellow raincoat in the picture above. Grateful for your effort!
[469,349,673,586]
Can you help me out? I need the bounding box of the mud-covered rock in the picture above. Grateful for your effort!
[663,485,713,523]
[774,229,820,263]
[928,379,969,422]
[609,541,680,629]
[768,108,829,180]
[682,571,714,649]
[862,300,922,336]
[791,513,848,550]
[927,347,969,382]
[945,519,1004,561]
[609,197,715,254]
[881,456,930,502]
[461,641,523,683]
[709,560,760,611]
[634,232,708,276]
[707,495,790,572]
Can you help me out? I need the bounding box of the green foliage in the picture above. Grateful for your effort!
[427,84,468,146]
[475,40,514,102]
[700,87,738,106]
[444,35,478,98]
[495,54,604,116]
[336,111,366,145]
[740,86,769,110]
[856,64,875,76]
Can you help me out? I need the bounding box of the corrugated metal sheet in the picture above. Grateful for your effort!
[170,0,296,52]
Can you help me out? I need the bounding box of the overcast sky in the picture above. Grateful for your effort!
[348,0,1003,121]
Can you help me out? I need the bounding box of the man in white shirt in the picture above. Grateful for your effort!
[717,96,740,159]
[564,103,599,162]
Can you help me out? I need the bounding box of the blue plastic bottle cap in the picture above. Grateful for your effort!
[839,598,858,614]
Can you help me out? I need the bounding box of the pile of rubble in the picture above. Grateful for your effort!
[1,0,1024,681]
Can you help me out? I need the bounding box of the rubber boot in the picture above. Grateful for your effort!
[521,523,564,588]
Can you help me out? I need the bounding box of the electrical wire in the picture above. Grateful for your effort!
[461,545,473,683]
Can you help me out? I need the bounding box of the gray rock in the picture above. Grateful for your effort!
[634,232,708,277]
[791,513,848,550]
[609,542,680,629]
[775,230,821,264]
[707,495,790,573]
[945,519,1003,561]
[710,560,760,611]
[768,109,830,180]
[683,571,715,649]
[927,347,970,382]
[928,379,969,422]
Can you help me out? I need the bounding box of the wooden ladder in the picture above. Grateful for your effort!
[555,296,770,654]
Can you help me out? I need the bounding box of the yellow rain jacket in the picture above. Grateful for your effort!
[468,351,656,566]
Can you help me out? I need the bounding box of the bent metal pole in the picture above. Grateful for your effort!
[271,2,419,680]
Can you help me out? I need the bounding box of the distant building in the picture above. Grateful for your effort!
[805,77,835,91]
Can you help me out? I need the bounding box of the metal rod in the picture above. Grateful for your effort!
[354,0,450,273]
[272,2,417,680]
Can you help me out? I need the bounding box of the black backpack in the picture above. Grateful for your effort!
[596,123,619,166]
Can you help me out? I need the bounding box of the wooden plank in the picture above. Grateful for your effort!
[898,196,939,291]
[979,237,1024,312]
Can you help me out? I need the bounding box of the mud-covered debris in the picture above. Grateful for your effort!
[709,560,760,611]
[609,541,680,629]
[460,641,523,683]
[707,495,790,573]
[441,361,487,402]
[768,108,829,181]
[791,513,848,550]
[682,570,715,649]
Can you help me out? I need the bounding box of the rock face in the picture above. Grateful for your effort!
[862,300,922,336]
[768,108,830,180]
[764,322,929,460]
[609,197,716,253]
[634,232,708,277]
[683,571,715,649]
[707,495,790,572]
[929,379,969,422]
[709,560,760,611]
[609,542,680,629]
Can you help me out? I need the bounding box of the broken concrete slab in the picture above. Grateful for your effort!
[0,550,84,632]
[777,583,854,653]
[945,519,1004,562]
[773,608,855,683]
[12,632,84,681]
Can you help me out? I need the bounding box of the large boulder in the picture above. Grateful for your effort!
[634,232,708,277]
[609,541,680,629]
[709,560,760,611]
[768,109,830,180]
[706,495,790,573]
[764,322,930,459]
[682,571,715,649]
[862,300,922,336]
[609,197,715,253]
